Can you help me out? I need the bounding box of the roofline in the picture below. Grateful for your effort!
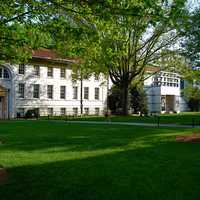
[30,56,77,66]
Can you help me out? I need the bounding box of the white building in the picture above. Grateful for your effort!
[0,49,108,119]
[0,49,190,119]
[144,71,188,113]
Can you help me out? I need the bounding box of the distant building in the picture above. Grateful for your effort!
[144,71,188,113]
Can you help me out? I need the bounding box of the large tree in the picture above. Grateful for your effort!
[42,0,188,115]
[1,1,190,115]
[87,1,188,115]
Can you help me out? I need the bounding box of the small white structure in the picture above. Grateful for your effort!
[144,71,188,114]
[0,50,108,119]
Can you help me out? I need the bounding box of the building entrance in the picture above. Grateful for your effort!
[0,86,8,119]
[0,97,2,119]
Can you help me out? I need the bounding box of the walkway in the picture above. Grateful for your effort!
[66,120,200,128]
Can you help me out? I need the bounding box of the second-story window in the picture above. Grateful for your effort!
[47,67,53,77]
[33,84,40,98]
[19,64,25,74]
[18,83,25,98]
[60,68,66,78]
[95,87,99,100]
[0,68,10,79]
[73,86,78,99]
[84,87,89,100]
[60,86,66,99]
[33,65,40,76]
[94,74,99,81]
[47,85,53,99]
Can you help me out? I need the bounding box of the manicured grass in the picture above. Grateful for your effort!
[0,121,200,200]
[65,112,200,125]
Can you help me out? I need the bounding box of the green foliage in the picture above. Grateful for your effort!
[0,0,194,116]
[182,8,200,67]
[68,0,188,114]
[108,84,148,115]
[184,85,200,111]
[107,86,122,114]
[0,1,53,63]
[24,109,40,119]
[130,86,148,115]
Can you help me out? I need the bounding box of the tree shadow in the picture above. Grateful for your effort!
[1,140,200,200]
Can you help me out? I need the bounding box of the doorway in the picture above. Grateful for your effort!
[0,97,3,119]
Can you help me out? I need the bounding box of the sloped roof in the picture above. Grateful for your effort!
[32,49,57,59]
[31,49,79,65]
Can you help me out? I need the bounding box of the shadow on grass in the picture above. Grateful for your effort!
[1,140,200,200]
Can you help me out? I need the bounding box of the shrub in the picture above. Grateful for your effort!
[25,109,39,119]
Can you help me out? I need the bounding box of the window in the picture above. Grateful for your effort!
[19,64,25,74]
[18,83,25,98]
[33,65,40,76]
[4,69,9,78]
[60,68,66,78]
[84,87,89,99]
[47,67,53,77]
[180,80,184,89]
[95,87,100,100]
[155,72,180,88]
[0,68,10,79]
[73,107,78,116]
[60,86,66,99]
[84,107,89,115]
[95,108,100,115]
[47,85,53,99]
[73,86,78,99]
[48,108,53,116]
[94,74,99,81]
[60,108,66,115]
[83,74,89,80]
[33,84,40,98]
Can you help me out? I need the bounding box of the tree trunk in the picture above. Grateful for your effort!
[120,81,129,115]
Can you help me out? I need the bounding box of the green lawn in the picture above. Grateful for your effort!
[0,121,200,200]
[59,112,200,126]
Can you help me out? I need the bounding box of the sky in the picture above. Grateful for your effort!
[187,0,200,11]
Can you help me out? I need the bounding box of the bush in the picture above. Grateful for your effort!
[108,85,148,115]
[25,109,39,119]
[130,86,148,115]
[107,86,122,115]
[184,86,200,111]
